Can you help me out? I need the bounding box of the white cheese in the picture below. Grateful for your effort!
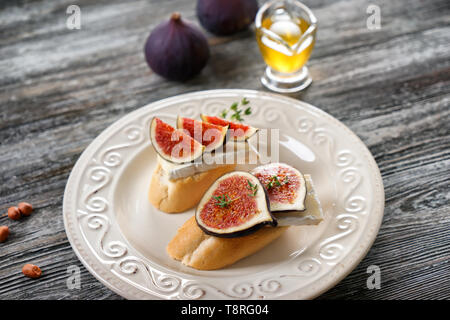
[158,156,223,180]
[158,142,259,180]
[274,174,324,226]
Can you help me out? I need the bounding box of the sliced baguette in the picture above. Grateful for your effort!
[148,162,236,213]
[167,216,288,270]
[166,173,324,270]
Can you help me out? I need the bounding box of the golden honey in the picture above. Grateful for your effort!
[256,15,315,74]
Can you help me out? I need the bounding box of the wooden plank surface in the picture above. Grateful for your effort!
[0,0,449,300]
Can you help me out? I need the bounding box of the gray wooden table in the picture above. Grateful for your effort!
[1,0,449,300]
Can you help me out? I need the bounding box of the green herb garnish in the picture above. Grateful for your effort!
[246,179,258,197]
[213,194,240,208]
[266,175,289,190]
[219,98,252,122]
[266,175,280,190]
[231,110,243,122]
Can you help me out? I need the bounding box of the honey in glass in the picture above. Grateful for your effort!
[255,1,317,93]
[258,15,314,73]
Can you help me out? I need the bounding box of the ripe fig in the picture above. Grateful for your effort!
[176,116,228,153]
[251,163,307,212]
[195,171,276,238]
[200,114,258,141]
[196,0,259,35]
[150,117,205,164]
[144,13,210,81]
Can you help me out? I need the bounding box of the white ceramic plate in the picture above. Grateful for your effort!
[63,89,384,300]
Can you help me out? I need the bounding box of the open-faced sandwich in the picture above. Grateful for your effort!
[147,104,324,270]
[148,115,258,213]
[167,162,324,270]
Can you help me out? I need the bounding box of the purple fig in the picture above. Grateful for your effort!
[196,0,259,36]
[144,13,210,81]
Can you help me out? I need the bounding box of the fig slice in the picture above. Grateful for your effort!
[150,117,205,164]
[251,163,307,212]
[200,114,258,142]
[176,116,228,153]
[195,171,276,238]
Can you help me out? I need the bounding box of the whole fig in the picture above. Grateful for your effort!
[196,0,259,36]
[144,13,210,81]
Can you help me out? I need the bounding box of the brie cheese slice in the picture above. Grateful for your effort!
[158,156,223,180]
[273,174,324,226]
[158,142,259,180]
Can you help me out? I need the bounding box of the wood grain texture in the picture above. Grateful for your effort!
[0,0,449,300]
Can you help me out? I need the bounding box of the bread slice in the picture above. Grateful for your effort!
[148,162,236,213]
[167,216,288,270]
[166,173,324,270]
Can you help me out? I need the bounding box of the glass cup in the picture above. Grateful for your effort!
[255,0,317,93]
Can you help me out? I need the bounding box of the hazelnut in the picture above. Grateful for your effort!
[0,226,9,242]
[22,264,42,279]
[18,202,33,216]
[7,206,22,221]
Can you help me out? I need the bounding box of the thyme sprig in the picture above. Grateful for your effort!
[213,194,241,208]
[220,97,252,122]
[246,179,258,197]
[266,175,289,190]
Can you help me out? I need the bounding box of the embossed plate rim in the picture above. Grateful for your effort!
[63,89,384,300]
